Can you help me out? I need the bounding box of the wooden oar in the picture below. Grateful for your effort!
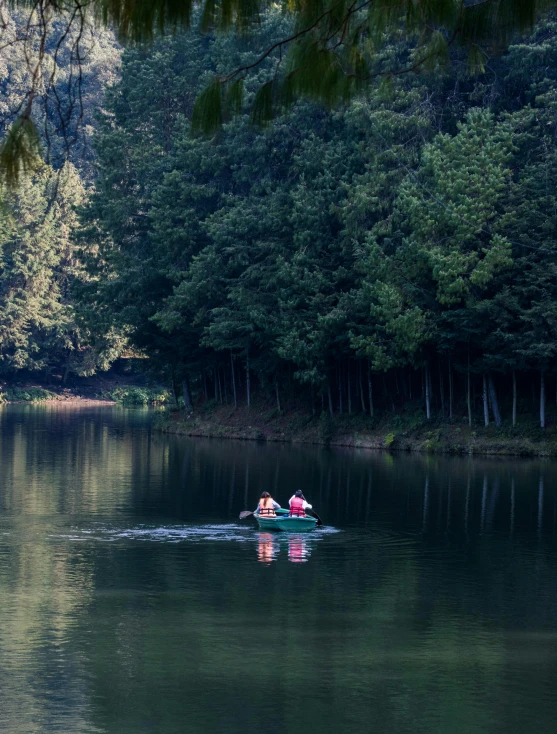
[307,509,323,527]
[239,510,254,519]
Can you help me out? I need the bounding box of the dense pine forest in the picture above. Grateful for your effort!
[0,11,121,380]
[3,9,557,439]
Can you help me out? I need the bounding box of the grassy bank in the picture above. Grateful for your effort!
[156,400,557,457]
[0,375,170,405]
[0,387,58,403]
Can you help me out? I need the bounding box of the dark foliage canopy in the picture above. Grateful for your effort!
[76,9,557,427]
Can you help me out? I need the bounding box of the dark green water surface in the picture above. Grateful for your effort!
[1,405,557,733]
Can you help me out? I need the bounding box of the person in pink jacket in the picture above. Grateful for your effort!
[289,489,312,517]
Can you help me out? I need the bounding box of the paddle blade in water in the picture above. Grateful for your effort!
[239,511,253,519]
[309,509,323,526]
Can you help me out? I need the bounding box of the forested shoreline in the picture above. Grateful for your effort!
[3,11,557,447]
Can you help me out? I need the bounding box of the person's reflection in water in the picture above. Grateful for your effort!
[288,534,310,563]
[257,533,278,565]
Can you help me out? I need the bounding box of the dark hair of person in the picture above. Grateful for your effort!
[295,489,305,499]
[260,491,271,499]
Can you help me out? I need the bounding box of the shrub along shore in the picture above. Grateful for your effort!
[0,381,170,406]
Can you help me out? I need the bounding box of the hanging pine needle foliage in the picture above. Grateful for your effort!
[3,0,557,179]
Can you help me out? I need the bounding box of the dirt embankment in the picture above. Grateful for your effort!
[156,402,557,457]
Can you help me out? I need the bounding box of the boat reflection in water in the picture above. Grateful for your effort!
[256,533,279,565]
[256,532,312,564]
[287,533,310,563]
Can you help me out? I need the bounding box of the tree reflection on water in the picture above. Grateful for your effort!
[1,406,557,734]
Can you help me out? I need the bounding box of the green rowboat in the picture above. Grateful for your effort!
[256,508,318,532]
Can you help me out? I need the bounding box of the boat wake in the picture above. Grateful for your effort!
[50,524,255,543]
[48,523,340,545]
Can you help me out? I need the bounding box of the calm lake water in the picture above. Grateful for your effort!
[1,405,557,733]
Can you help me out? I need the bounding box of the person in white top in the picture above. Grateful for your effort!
[289,489,312,516]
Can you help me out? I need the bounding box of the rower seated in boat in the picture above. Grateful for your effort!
[289,490,312,517]
[255,491,281,517]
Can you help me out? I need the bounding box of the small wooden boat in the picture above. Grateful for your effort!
[256,508,318,532]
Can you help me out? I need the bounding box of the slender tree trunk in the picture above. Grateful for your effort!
[338,361,343,414]
[182,377,193,414]
[384,374,394,413]
[428,362,433,413]
[328,380,334,417]
[488,373,502,427]
[400,370,408,405]
[540,370,546,429]
[213,369,218,402]
[275,377,281,413]
[467,372,472,427]
[202,371,207,402]
[367,361,374,418]
[231,353,237,409]
[246,350,251,409]
[359,361,366,413]
[223,367,228,403]
[439,363,445,418]
[218,368,223,404]
[172,373,179,406]
[482,373,489,427]
[347,363,352,414]
[512,371,517,427]
[467,350,472,428]
[449,360,453,422]
[538,476,544,533]
[425,361,431,420]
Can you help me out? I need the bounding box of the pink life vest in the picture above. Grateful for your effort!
[290,496,306,517]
